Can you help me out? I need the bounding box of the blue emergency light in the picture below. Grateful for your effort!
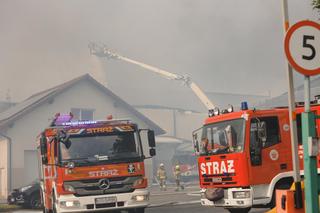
[241,102,248,111]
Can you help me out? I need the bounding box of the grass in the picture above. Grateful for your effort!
[0,204,21,212]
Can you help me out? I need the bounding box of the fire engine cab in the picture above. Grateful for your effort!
[38,113,156,213]
[192,99,320,213]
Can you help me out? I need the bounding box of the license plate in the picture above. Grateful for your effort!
[213,199,225,205]
[95,196,117,204]
[212,177,222,183]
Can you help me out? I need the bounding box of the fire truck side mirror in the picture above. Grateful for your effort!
[193,134,200,153]
[147,130,156,148]
[57,130,71,148]
[40,134,48,164]
[192,128,202,154]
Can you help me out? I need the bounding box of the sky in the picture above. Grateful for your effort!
[0,0,318,110]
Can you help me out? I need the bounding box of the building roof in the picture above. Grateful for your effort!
[206,91,269,109]
[259,76,320,108]
[0,74,165,135]
[111,86,269,112]
[0,101,16,113]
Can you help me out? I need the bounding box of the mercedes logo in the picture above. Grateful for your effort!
[98,179,110,190]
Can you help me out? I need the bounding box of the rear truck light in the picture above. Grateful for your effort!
[60,200,80,208]
[232,191,250,199]
[132,177,148,189]
[132,194,149,202]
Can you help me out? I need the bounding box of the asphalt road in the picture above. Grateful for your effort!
[8,204,269,213]
[148,204,268,213]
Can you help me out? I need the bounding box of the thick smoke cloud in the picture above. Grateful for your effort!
[0,0,317,108]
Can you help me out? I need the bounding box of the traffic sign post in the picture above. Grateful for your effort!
[284,20,320,213]
[281,0,303,209]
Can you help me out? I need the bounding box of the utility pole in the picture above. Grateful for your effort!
[281,0,303,208]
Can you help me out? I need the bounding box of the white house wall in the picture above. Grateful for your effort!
[0,137,8,198]
[5,80,156,188]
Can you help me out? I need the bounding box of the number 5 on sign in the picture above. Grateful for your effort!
[284,20,320,76]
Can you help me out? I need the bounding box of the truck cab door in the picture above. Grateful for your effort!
[248,114,290,185]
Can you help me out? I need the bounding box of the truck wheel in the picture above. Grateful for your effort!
[29,193,42,209]
[43,208,51,213]
[226,208,251,213]
[52,193,59,213]
[128,208,145,213]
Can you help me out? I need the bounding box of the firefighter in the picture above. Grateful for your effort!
[157,163,167,191]
[173,164,184,191]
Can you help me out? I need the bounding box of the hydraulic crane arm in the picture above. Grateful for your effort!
[89,42,215,110]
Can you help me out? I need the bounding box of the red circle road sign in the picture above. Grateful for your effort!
[284,20,320,76]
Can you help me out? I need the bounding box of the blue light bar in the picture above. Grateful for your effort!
[54,114,73,126]
[241,102,248,110]
[61,120,98,126]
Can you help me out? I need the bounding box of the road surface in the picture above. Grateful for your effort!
[7,203,269,213]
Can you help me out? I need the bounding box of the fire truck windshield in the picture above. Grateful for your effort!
[59,132,142,165]
[200,119,245,155]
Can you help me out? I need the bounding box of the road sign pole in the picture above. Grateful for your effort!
[281,0,303,208]
[302,76,319,213]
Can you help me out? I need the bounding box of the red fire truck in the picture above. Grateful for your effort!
[38,113,156,213]
[192,99,320,213]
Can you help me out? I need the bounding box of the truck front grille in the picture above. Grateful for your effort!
[64,176,140,197]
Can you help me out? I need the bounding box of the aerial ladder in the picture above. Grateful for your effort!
[88,42,215,110]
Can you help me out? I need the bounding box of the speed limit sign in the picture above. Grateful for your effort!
[284,20,320,76]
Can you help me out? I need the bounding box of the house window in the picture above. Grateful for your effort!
[250,116,280,148]
[71,108,94,120]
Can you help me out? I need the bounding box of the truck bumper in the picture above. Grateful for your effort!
[200,188,253,209]
[56,189,149,213]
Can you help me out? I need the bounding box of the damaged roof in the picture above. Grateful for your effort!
[0,74,165,135]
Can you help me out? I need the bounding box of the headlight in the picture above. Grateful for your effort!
[63,184,76,193]
[66,162,75,169]
[20,185,32,192]
[232,191,250,199]
[132,195,148,202]
[60,200,80,208]
[132,177,147,189]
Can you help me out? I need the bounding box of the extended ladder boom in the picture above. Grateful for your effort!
[89,42,215,110]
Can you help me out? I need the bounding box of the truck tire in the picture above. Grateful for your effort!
[29,193,42,209]
[226,207,251,213]
[128,208,145,213]
[268,178,293,208]
[43,208,51,213]
[52,193,59,213]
